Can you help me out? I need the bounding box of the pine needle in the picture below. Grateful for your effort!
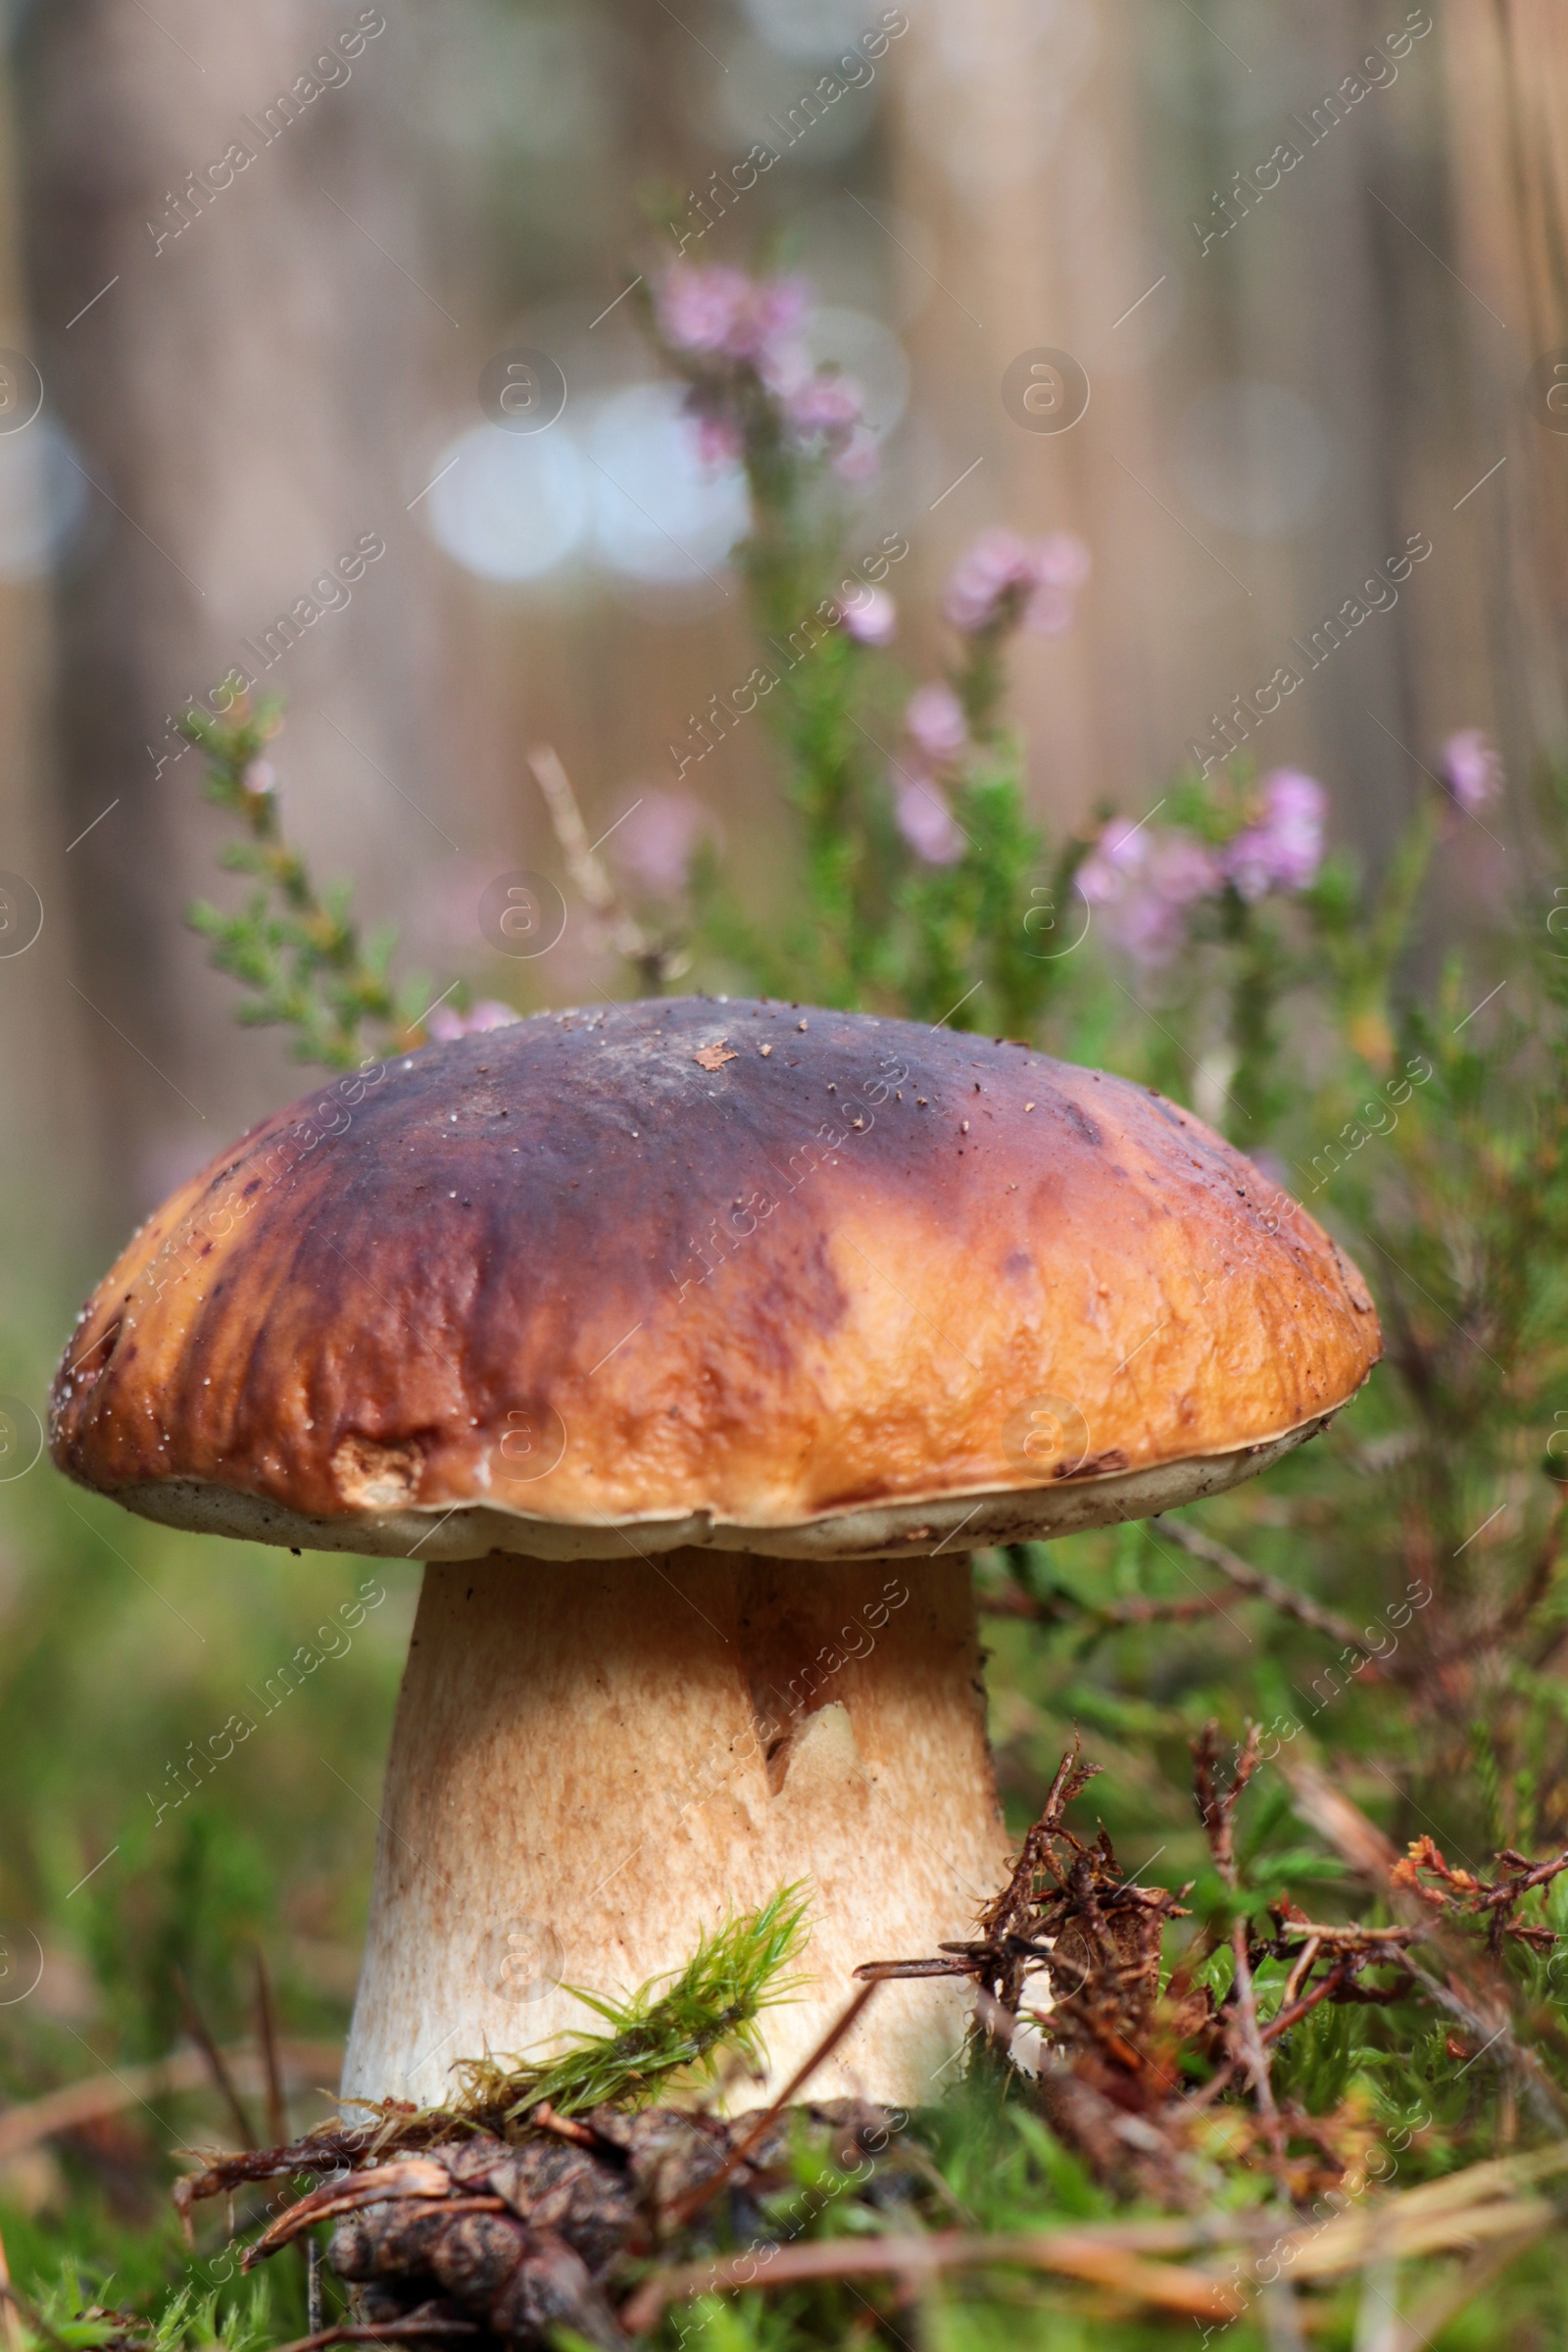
[449,1886,811,2123]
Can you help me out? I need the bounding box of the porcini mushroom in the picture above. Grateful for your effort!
[50,997,1380,2110]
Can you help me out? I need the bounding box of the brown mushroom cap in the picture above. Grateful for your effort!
[50,996,1380,1560]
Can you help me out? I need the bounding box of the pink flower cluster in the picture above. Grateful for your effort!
[1225,770,1326,901]
[610,788,709,899]
[894,682,967,865]
[839,585,897,645]
[655,263,808,365]
[895,775,965,866]
[427,1000,521,1043]
[656,263,878,483]
[891,530,1094,865]
[944,527,1091,638]
[1076,770,1327,965]
[1440,729,1501,816]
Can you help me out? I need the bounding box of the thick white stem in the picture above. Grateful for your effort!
[344,1551,1010,2112]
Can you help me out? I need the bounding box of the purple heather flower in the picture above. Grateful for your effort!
[1076,818,1221,967]
[427,1000,521,1043]
[944,528,1035,633]
[784,372,863,436]
[1149,827,1225,906]
[779,370,879,480]
[943,527,1092,637]
[1034,532,1093,591]
[1074,816,1148,906]
[744,273,811,357]
[610,788,708,899]
[832,426,881,484]
[1225,769,1326,902]
[1441,728,1501,815]
[241,758,277,797]
[905,681,968,767]
[896,779,964,865]
[1111,888,1192,966]
[691,409,745,468]
[840,586,897,645]
[656,264,753,357]
[1025,583,1077,639]
[656,264,809,370]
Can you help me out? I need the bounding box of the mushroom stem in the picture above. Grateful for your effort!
[343,1550,1009,2112]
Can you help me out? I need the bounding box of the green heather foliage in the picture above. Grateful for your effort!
[181,699,432,1069]
[7,251,1568,2346]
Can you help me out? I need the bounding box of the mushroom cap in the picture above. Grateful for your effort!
[49,998,1380,1560]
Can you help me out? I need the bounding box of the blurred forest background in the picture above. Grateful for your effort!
[2,0,1567,2289]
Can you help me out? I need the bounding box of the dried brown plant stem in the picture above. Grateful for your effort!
[527,746,686,989]
[1280,1757,1568,2134]
[1494,1491,1566,1649]
[1156,1521,1372,1653]
[665,1980,881,2230]
[251,1949,315,2312]
[253,1948,290,2151]
[269,2323,476,2352]
[173,1967,260,2151]
[1194,1724,1292,2194]
[0,2042,342,2168]
[528,2101,600,2150]
[977,1585,1227,1629]
[621,2223,1248,2331]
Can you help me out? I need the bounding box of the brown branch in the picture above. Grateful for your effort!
[855,1956,969,1982]
[267,2324,476,2352]
[1155,1520,1374,1653]
[173,1968,259,2152]
[528,2101,601,2150]
[0,2041,342,2170]
[664,1980,881,2230]
[1193,1721,1263,1889]
[1493,1493,1566,1643]
[527,746,687,989]
[1280,1757,1568,2134]
[1192,1725,1291,2190]
[1276,1922,1419,1947]
[1259,1961,1360,2048]
[253,1949,289,2150]
[619,2224,1247,2332]
[242,2159,457,2267]
[977,1586,1226,1629]
[982,1740,1101,1950]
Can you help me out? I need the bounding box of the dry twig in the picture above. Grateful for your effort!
[253,1948,290,2149]
[1280,1757,1568,2132]
[172,1967,259,2151]
[0,2041,341,2168]
[664,1980,880,2229]
[1154,1520,1373,1653]
[620,2222,1248,2330]
[528,747,687,989]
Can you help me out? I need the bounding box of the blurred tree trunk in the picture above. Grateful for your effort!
[1444,0,1568,750]
[889,0,1163,826]
[0,35,83,1285]
[15,0,444,1234]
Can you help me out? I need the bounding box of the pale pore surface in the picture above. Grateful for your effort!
[110,1423,1311,1558]
[343,1552,1012,2112]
